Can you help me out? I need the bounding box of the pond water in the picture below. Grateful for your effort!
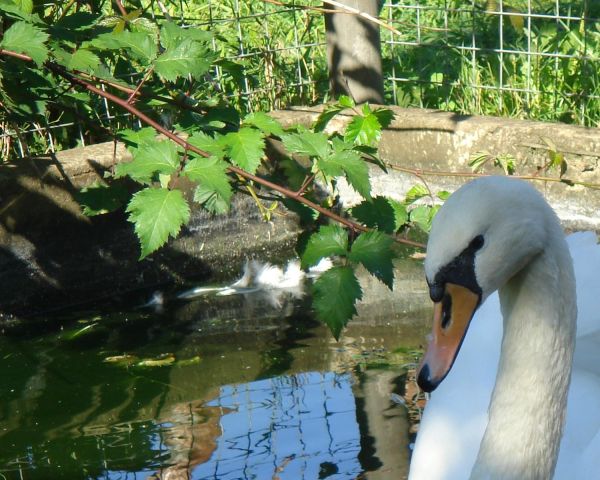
[0,258,430,480]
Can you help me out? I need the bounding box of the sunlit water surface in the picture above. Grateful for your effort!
[0,258,429,479]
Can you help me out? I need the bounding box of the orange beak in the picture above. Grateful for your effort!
[417,282,480,392]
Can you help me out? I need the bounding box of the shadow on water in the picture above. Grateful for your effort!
[0,258,430,480]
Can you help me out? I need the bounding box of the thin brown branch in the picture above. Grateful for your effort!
[127,66,155,104]
[113,0,127,17]
[0,49,34,61]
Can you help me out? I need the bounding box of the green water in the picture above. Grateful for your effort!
[0,260,429,480]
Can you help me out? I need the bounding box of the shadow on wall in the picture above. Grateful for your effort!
[0,151,287,321]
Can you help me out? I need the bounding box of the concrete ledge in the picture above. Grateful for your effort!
[272,106,600,230]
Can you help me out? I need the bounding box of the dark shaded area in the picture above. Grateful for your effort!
[0,152,297,323]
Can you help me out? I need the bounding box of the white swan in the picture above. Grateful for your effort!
[409,176,600,479]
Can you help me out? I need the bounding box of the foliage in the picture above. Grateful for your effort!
[0,2,436,338]
[383,0,600,126]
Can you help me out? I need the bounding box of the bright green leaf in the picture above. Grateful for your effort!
[0,21,48,65]
[405,184,430,203]
[118,127,156,151]
[154,39,212,81]
[281,131,330,159]
[114,139,179,182]
[349,231,395,289]
[312,266,362,340]
[160,22,211,51]
[320,149,371,200]
[373,108,394,128]
[313,104,345,132]
[91,31,157,64]
[243,112,284,137]
[410,205,438,232]
[222,127,265,174]
[338,95,355,108]
[301,224,348,269]
[344,112,382,146]
[14,0,32,14]
[437,190,451,201]
[183,156,233,212]
[67,48,101,73]
[187,132,226,158]
[126,187,190,259]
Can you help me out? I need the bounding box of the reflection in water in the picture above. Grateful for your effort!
[194,372,361,480]
[0,256,429,479]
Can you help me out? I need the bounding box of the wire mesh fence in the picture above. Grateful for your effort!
[2,1,600,160]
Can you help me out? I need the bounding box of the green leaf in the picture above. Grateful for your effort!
[301,224,348,269]
[349,231,395,289]
[373,108,394,128]
[243,112,284,137]
[405,184,430,203]
[281,131,330,159]
[222,127,265,174]
[319,148,371,200]
[338,95,355,108]
[67,49,101,73]
[90,31,157,64]
[126,187,190,259]
[437,190,451,201]
[159,22,211,51]
[313,104,345,132]
[154,39,212,81]
[114,139,179,182]
[344,112,382,146]
[13,0,32,13]
[351,196,407,233]
[77,181,129,216]
[0,21,48,65]
[410,205,439,232]
[187,131,226,158]
[469,151,491,172]
[183,156,233,212]
[118,127,156,151]
[312,266,362,340]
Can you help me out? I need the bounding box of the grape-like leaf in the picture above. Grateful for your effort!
[154,39,212,81]
[159,22,211,51]
[183,156,233,212]
[338,95,355,108]
[67,48,101,73]
[312,266,362,340]
[351,196,407,233]
[90,31,157,64]
[77,181,129,216]
[281,131,330,159]
[410,205,438,232]
[118,127,156,151]
[114,139,179,182]
[344,111,382,146]
[193,184,229,214]
[0,21,48,65]
[349,230,395,289]
[313,104,345,132]
[405,184,430,203]
[321,149,371,200]
[187,132,226,158]
[126,187,190,259]
[222,127,265,174]
[301,224,348,269]
[243,112,284,137]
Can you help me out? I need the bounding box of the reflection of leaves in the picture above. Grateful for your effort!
[312,266,362,340]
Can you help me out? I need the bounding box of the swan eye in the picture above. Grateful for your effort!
[469,235,484,251]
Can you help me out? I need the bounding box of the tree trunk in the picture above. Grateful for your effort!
[324,0,384,104]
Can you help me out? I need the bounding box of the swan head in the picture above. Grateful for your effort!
[417,176,555,392]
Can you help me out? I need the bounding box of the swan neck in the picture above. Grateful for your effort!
[471,244,576,479]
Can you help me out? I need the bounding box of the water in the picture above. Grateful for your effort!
[0,258,430,479]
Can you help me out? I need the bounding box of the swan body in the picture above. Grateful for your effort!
[409,177,600,479]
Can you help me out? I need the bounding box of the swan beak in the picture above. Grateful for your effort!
[417,283,480,392]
